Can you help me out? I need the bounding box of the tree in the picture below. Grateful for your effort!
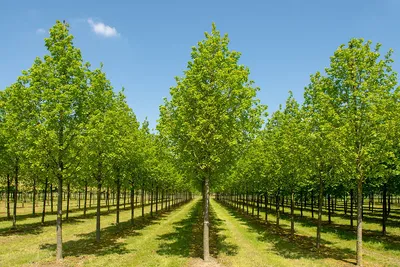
[158,23,265,261]
[307,39,397,266]
[29,21,89,260]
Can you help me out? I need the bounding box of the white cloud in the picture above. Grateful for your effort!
[87,18,120,37]
[36,28,46,34]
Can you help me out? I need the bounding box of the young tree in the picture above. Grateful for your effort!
[158,23,265,261]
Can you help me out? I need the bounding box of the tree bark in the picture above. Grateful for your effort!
[84,182,88,216]
[382,183,387,236]
[41,177,48,224]
[265,192,268,222]
[203,176,210,262]
[7,174,11,219]
[291,191,295,238]
[328,194,331,224]
[131,184,135,224]
[116,176,120,224]
[56,171,63,260]
[276,193,280,226]
[316,176,323,250]
[32,179,36,215]
[12,161,19,228]
[350,189,354,228]
[96,178,101,242]
[141,184,145,218]
[50,184,54,213]
[356,178,363,266]
[66,183,70,220]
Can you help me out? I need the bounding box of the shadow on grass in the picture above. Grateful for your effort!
[232,200,400,253]
[218,200,355,265]
[156,200,238,258]
[0,202,162,237]
[40,201,190,257]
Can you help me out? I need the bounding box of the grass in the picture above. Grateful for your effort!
[0,197,399,266]
[214,198,400,267]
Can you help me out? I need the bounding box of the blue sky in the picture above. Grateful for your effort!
[1,0,400,129]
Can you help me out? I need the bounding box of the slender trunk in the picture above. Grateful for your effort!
[124,188,126,209]
[41,177,48,224]
[316,176,323,250]
[161,190,164,210]
[150,185,154,217]
[300,192,303,218]
[203,176,210,261]
[66,183,70,220]
[328,194,331,224]
[12,161,19,228]
[281,195,285,214]
[382,183,387,236]
[78,191,81,209]
[131,184,135,224]
[291,191,295,238]
[141,184,145,218]
[356,178,363,266]
[107,187,110,212]
[56,172,63,260]
[311,190,314,218]
[89,190,92,208]
[276,193,280,226]
[116,176,120,224]
[84,182,88,216]
[257,194,260,218]
[371,194,374,213]
[96,177,101,242]
[264,192,268,222]
[156,186,159,213]
[7,174,11,219]
[350,189,354,228]
[32,179,36,215]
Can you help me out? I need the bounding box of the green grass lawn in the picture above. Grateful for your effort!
[0,197,399,266]
[213,198,400,267]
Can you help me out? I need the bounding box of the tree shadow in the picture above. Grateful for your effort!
[39,202,188,257]
[156,200,238,258]
[0,202,163,237]
[218,201,356,265]
[232,199,400,252]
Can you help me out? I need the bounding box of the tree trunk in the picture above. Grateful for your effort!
[116,177,120,224]
[356,178,363,266]
[66,183,70,220]
[264,192,268,222]
[131,184,135,224]
[150,185,154,217]
[41,177,48,224]
[291,191,295,238]
[156,186,159,213]
[203,176,210,262]
[123,188,126,209]
[50,184,54,213]
[382,183,387,236]
[32,179,36,215]
[84,182,88,216]
[7,174,11,219]
[316,176,323,250]
[12,161,19,228]
[328,194,331,224]
[96,178,101,242]
[276,193,280,226]
[107,187,110,212]
[141,184,145,218]
[311,190,314,218]
[350,189,354,228]
[56,172,63,260]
